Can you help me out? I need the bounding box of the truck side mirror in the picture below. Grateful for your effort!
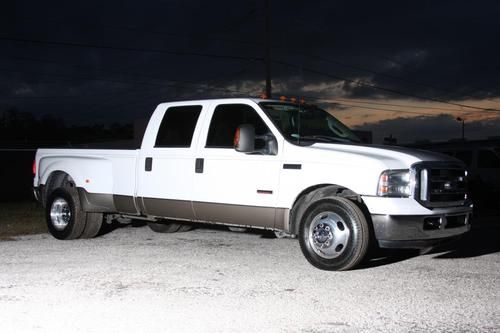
[234,124,255,153]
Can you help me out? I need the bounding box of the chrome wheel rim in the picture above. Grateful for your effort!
[308,211,350,259]
[50,198,71,231]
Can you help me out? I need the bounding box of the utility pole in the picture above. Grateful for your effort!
[264,0,272,98]
[456,117,465,140]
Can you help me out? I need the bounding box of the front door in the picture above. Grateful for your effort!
[192,102,282,228]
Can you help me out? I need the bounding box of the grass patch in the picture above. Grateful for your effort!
[0,201,46,240]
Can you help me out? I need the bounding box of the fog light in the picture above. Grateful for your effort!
[423,217,442,230]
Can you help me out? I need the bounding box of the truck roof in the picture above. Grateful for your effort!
[156,97,290,107]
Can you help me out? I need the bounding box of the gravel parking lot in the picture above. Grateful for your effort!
[1,222,499,333]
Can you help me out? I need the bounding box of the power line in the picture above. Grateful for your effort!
[16,14,262,48]
[0,68,185,88]
[82,87,167,116]
[0,36,263,62]
[0,36,265,97]
[0,85,158,100]
[275,60,500,113]
[324,101,441,116]
[14,16,500,105]
[0,68,253,96]
[306,53,459,98]
[273,93,442,116]
[2,55,255,95]
[305,96,498,118]
[374,53,500,106]
[5,56,499,117]
[268,91,500,117]
[10,17,468,101]
[324,98,469,112]
[4,34,499,114]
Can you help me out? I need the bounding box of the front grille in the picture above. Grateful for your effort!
[415,163,468,208]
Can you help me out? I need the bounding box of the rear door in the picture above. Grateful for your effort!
[137,102,206,220]
[192,101,282,228]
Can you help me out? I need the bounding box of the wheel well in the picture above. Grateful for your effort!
[289,184,369,235]
[290,184,331,209]
[42,171,75,207]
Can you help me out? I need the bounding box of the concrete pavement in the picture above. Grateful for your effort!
[0,223,499,332]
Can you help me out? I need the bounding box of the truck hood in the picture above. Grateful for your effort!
[307,142,461,169]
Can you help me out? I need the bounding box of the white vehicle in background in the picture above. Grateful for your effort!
[33,98,472,270]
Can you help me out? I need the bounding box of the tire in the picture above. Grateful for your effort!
[148,221,189,233]
[46,188,86,240]
[80,212,104,239]
[178,224,193,232]
[298,197,370,271]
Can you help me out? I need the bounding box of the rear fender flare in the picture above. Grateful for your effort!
[39,156,113,195]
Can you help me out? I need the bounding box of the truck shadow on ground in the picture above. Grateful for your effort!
[358,217,500,269]
[98,219,147,236]
[430,220,500,259]
[358,249,420,269]
[98,216,500,269]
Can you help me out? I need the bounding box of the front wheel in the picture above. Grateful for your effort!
[298,197,370,271]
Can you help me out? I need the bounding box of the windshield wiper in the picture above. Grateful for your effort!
[298,135,354,143]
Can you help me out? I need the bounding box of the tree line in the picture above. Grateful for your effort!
[0,108,134,147]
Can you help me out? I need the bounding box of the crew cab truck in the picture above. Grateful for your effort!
[33,98,472,270]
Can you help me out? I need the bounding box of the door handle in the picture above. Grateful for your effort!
[145,157,153,172]
[195,158,204,173]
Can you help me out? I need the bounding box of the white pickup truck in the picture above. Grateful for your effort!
[33,98,472,270]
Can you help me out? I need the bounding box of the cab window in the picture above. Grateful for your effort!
[155,105,202,148]
[206,104,271,149]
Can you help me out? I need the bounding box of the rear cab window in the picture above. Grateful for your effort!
[155,105,202,148]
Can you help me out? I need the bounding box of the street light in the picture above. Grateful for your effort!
[456,117,465,140]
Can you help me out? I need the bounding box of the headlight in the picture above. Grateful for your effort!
[377,169,412,197]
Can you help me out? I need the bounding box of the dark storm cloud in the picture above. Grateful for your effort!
[270,1,500,101]
[354,114,500,144]
[2,0,500,128]
[3,0,270,123]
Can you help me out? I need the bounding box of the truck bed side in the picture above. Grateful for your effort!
[35,149,139,213]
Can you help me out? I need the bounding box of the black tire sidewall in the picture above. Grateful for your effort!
[299,198,368,270]
[46,188,83,240]
[80,212,104,239]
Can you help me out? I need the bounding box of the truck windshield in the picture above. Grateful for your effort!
[259,102,360,145]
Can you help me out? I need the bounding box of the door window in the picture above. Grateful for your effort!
[206,104,271,149]
[155,105,202,148]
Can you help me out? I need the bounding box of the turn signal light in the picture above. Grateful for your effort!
[278,96,305,104]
